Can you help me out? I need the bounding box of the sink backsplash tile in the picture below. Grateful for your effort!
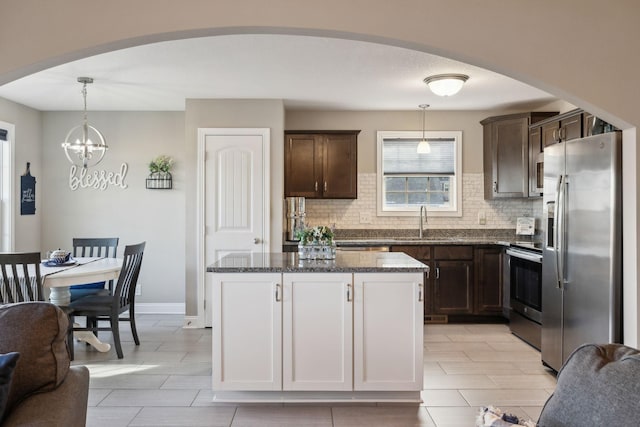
[304,172,543,230]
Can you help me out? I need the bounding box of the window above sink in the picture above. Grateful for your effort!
[376,130,462,217]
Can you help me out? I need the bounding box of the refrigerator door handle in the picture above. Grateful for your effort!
[555,175,564,289]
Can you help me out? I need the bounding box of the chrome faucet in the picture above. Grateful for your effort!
[419,205,428,238]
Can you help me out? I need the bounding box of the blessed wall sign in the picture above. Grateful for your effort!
[69,163,128,191]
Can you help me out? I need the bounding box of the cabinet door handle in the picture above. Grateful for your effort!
[493,182,497,193]
[426,269,430,279]
[436,267,440,280]
[315,181,318,192]
[324,181,327,192]
[346,283,352,302]
[418,283,424,302]
[275,283,281,302]
[553,128,559,142]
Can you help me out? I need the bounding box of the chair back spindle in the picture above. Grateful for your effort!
[0,252,44,304]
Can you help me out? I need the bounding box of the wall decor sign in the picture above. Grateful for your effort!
[69,163,129,191]
[20,162,36,215]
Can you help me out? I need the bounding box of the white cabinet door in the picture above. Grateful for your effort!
[212,273,282,390]
[283,273,353,390]
[353,273,424,391]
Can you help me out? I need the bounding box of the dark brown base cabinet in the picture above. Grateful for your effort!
[391,245,503,322]
[474,246,503,315]
[284,130,359,199]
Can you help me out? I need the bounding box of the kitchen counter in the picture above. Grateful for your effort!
[282,228,540,251]
[208,251,426,402]
[208,251,429,273]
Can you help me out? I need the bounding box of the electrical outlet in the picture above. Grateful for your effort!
[478,210,486,225]
[329,213,338,225]
[359,211,372,224]
[135,284,141,296]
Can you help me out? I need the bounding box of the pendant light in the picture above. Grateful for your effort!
[424,74,469,97]
[417,104,431,154]
[61,77,108,169]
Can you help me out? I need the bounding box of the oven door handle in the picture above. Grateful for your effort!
[506,248,542,263]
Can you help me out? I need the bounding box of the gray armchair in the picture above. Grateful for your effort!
[0,302,89,426]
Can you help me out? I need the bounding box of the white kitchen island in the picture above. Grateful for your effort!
[207,251,428,403]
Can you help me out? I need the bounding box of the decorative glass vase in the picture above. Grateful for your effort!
[298,242,337,260]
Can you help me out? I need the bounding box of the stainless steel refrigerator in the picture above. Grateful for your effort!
[541,131,622,372]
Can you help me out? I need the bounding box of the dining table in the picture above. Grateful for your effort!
[41,256,123,353]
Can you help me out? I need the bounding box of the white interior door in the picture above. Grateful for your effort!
[199,128,270,327]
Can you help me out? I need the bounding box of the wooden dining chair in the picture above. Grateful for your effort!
[70,237,119,301]
[70,242,145,359]
[0,252,44,304]
[0,252,75,359]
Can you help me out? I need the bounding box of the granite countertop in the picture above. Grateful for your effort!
[207,251,429,273]
[283,228,540,248]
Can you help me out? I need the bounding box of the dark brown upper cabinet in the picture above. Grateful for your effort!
[481,112,557,199]
[284,130,359,199]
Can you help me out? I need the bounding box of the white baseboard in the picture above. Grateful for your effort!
[135,303,185,314]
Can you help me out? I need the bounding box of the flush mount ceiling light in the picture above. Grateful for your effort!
[423,73,469,97]
[417,104,431,154]
[61,77,108,169]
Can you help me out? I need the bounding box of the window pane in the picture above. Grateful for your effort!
[429,177,450,191]
[429,193,450,206]
[407,177,428,191]
[385,192,406,205]
[408,192,428,205]
[385,177,405,192]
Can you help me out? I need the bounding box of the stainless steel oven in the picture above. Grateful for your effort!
[506,246,543,349]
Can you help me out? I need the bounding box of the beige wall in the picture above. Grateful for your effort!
[184,99,285,315]
[41,111,186,307]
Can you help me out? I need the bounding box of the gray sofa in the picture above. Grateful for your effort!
[0,302,89,427]
[478,343,640,427]
[537,343,640,426]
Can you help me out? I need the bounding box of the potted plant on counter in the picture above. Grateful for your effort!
[295,225,336,260]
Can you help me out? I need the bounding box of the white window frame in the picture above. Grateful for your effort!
[376,130,462,217]
[0,121,15,252]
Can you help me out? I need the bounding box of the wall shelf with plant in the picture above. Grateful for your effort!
[146,155,174,189]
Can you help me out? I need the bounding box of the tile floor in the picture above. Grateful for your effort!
[73,316,556,426]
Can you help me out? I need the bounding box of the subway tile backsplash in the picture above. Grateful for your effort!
[304,173,543,230]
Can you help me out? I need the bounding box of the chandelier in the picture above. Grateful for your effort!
[61,77,108,168]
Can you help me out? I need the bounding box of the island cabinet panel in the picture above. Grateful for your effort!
[353,273,424,391]
[282,273,353,391]
[212,273,282,391]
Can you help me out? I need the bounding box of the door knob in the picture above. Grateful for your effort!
[254,238,261,244]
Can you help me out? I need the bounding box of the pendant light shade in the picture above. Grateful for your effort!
[61,77,108,169]
[424,74,469,97]
[417,104,431,154]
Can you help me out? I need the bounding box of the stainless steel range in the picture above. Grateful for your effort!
[506,243,543,349]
